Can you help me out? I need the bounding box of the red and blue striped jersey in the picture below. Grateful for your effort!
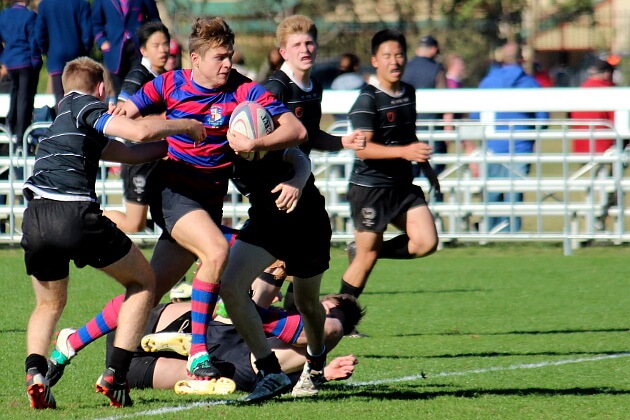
[129,68,289,172]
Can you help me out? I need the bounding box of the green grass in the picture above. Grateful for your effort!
[1,244,628,419]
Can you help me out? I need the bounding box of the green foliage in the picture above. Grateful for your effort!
[1,244,628,418]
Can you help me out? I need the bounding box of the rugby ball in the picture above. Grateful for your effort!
[229,101,274,161]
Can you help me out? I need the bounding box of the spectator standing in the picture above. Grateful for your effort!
[444,52,466,122]
[255,47,283,83]
[35,0,92,107]
[470,42,549,233]
[402,35,451,198]
[533,62,554,88]
[331,52,366,121]
[0,0,42,147]
[91,0,160,98]
[570,59,616,154]
[570,59,617,231]
[331,52,366,90]
[165,38,182,71]
[444,53,465,90]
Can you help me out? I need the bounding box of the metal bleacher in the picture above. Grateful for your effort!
[1,88,629,254]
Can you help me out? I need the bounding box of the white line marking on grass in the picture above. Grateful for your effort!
[93,353,629,420]
[94,400,234,420]
[350,353,630,386]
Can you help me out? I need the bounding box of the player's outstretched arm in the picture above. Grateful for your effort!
[310,129,366,152]
[356,131,433,162]
[104,115,206,144]
[101,139,168,164]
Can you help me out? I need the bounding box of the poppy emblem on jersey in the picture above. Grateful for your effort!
[206,106,223,127]
[295,106,304,118]
[387,112,395,123]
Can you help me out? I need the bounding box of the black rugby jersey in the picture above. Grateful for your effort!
[231,149,316,209]
[263,70,323,156]
[118,61,155,102]
[349,81,417,188]
[23,92,112,201]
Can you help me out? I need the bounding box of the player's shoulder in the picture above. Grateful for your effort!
[265,70,291,89]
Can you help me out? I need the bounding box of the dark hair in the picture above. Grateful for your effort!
[590,59,614,74]
[322,293,366,335]
[137,21,170,49]
[371,29,407,56]
[339,52,360,73]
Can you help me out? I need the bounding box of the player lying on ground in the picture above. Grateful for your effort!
[110,293,364,394]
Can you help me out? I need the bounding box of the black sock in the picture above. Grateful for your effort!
[25,353,48,375]
[379,234,413,259]
[254,351,282,374]
[307,345,327,371]
[108,347,133,381]
[340,279,364,298]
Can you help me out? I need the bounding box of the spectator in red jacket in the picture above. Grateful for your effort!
[570,60,616,154]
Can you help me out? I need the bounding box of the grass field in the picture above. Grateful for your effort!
[1,243,628,419]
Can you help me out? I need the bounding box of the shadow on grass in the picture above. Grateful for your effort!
[360,288,488,296]
[361,350,628,359]
[0,328,26,334]
[394,327,629,338]
[321,384,629,400]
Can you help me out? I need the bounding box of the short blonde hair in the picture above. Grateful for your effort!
[62,57,108,94]
[276,15,317,48]
[189,17,235,57]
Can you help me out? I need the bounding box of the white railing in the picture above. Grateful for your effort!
[1,89,629,255]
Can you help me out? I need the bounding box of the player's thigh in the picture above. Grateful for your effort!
[100,243,155,290]
[170,209,228,262]
[151,237,196,298]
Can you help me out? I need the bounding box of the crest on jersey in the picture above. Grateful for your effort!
[206,105,223,127]
[361,207,376,227]
[295,106,304,118]
[387,112,395,122]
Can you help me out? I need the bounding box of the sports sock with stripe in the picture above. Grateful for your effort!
[189,278,220,357]
[69,294,124,352]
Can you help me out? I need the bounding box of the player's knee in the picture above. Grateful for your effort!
[198,245,229,274]
[409,237,438,257]
[37,297,66,316]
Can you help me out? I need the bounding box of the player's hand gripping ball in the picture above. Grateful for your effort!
[229,101,274,161]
